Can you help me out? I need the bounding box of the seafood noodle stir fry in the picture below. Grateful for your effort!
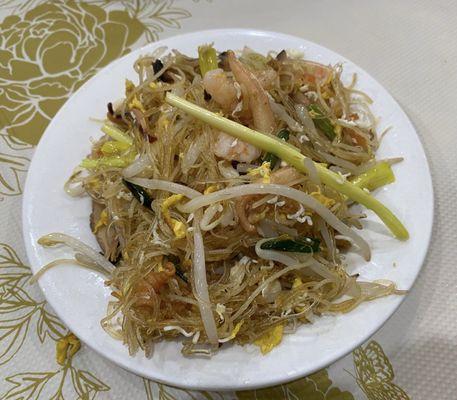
[38,46,408,356]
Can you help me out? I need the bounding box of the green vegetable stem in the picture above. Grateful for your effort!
[165,92,409,240]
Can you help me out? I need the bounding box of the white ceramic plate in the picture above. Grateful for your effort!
[22,29,433,391]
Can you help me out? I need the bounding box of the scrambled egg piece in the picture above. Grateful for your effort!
[157,114,170,131]
[161,195,186,239]
[227,320,244,340]
[310,188,336,208]
[254,324,284,354]
[125,79,135,96]
[292,277,303,289]
[172,220,186,239]
[149,82,157,89]
[248,162,271,183]
[128,95,145,112]
[94,209,108,233]
[204,185,219,195]
[292,277,308,313]
[56,333,80,365]
[162,194,184,215]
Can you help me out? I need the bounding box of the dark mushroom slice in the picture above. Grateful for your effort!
[152,59,174,83]
[276,49,288,61]
[106,102,130,128]
[218,51,230,71]
[123,179,153,209]
[152,59,164,74]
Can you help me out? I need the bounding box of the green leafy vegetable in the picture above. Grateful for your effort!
[198,45,218,77]
[308,104,335,140]
[262,129,290,168]
[261,237,320,253]
[80,155,134,169]
[123,179,153,209]
[351,162,395,191]
[80,124,135,169]
[165,92,409,240]
[101,124,133,146]
[101,141,131,155]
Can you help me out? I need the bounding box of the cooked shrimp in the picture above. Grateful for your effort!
[134,261,175,307]
[303,61,331,85]
[203,68,238,112]
[227,51,276,134]
[275,53,331,91]
[213,131,261,163]
[236,167,305,232]
[209,52,277,162]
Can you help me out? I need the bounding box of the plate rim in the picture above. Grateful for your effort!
[22,28,434,391]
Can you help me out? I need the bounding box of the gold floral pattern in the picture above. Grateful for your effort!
[0,241,109,399]
[0,243,31,292]
[353,341,410,400]
[0,1,144,144]
[1,358,109,399]
[236,369,354,400]
[96,0,192,42]
[0,243,67,366]
[0,133,34,151]
[0,151,29,197]
[0,0,44,13]
[142,380,227,400]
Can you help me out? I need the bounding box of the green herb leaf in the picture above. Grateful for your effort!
[308,104,335,140]
[123,180,153,209]
[351,162,395,191]
[260,237,320,253]
[262,129,290,168]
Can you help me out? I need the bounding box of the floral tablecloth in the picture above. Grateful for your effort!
[1,1,456,399]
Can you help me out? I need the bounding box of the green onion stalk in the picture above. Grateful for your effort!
[101,123,133,145]
[198,45,218,76]
[308,104,335,140]
[351,162,395,191]
[165,92,409,240]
